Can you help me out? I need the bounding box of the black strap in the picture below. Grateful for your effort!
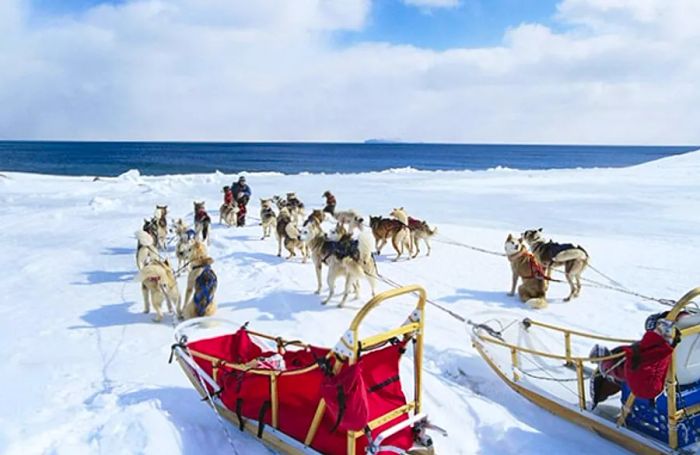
[368,375,400,393]
[630,343,641,370]
[330,385,346,433]
[236,398,245,431]
[257,401,271,438]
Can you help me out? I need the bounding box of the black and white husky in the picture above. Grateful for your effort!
[522,228,588,302]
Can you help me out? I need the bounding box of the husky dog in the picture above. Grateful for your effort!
[504,234,548,309]
[299,217,327,294]
[137,258,181,322]
[369,215,411,261]
[334,209,364,231]
[136,229,159,270]
[181,241,218,320]
[219,202,239,227]
[259,198,277,240]
[522,228,589,302]
[389,208,436,258]
[305,209,325,227]
[153,205,169,250]
[193,201,211,244]
[172,218,195,271]
[275,207,307,260]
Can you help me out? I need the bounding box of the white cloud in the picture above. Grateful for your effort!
[0,0,698,144]
[402,0,460,9]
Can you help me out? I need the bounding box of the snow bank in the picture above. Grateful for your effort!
[1,151,699,454]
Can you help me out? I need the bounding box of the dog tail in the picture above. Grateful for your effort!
[136,230,154,246]
[554,249,587,263]
[430,226,439,236]
[525,297,548,309]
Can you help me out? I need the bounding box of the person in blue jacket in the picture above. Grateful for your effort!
[231,176,251,226]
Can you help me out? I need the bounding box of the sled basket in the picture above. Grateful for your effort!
[171,285,434,455]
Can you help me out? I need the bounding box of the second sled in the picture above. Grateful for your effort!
[471,287,700,454]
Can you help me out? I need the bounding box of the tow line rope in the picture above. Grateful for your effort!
[433,233,674,308]
[193,361,241,454]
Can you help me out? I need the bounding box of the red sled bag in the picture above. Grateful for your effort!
[321,363,369,432]
[622,330,674,399]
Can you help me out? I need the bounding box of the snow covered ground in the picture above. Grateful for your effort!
[1,150,700,454]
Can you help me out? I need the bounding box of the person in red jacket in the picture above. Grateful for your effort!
[323,190,336,215]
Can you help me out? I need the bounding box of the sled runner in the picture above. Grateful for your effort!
[471,287,700,454]
[171,285,441,454]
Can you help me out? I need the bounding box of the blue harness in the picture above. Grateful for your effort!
[186,229,196,241]
[193,265,217,316]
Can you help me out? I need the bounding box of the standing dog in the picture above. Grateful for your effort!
[154,205,169,250]
[275,207,307,260]
[181,241,218,320]
[259,198,277,240]
[137,258,181,322]
[369,216,411,261]
[522,228,589,302]
[136,229,159,270]
[504,234,548,309]
[321,227,377,306]
[172,218,195,271]
[389,208,436,258]
[334,209,364,231]
[193,201,211,244]
[219,202,239,227]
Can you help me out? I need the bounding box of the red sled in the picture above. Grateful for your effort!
[171,286,443,454]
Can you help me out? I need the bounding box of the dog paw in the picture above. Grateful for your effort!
[507,292,515,297]
[563,297,572,302]
[153,316,162,323]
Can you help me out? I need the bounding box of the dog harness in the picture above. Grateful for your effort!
[195,209,210,223]
[193,265,217,316]
[323,239,360,263]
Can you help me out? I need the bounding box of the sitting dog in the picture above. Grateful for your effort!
[259,198,277,240]
[389,207,436,258]
[193,201,211,244]
[369,215,412,261]
[153,205,169,250]
[219,202,239,227]
[275,207,306,260]
[522,228,589,302]
[334,209,364,231]
[137,258,181,322]
[136,229,159,270]
[504,234,548,309]
[181,241,218,320]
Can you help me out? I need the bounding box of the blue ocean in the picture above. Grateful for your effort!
[0,141,696,176]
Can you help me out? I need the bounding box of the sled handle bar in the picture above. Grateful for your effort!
[348,284,426,338]
[666,287,700,321]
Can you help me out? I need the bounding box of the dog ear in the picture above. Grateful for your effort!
[507,233,513,241]
[538,227,543,232]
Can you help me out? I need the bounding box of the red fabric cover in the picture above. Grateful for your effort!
[622,330,673,399]
[321,363,369,432]
[407,217,422,229]
[187,330,414,455]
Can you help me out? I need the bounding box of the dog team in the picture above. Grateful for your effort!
[135,176,588,322]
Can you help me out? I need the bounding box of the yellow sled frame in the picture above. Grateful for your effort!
[472,287,700,455]
[173,285,427,455]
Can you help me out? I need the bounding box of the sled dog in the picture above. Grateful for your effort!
[275,207,307,260]
[301,222,376,306]
[136,229,159,270]
[259,198,277,240]
[504,234,548,309]
[522,228,589,302]
[219,202,239,227]
[172,218,195,271]
[153,205,169,250]
[181,241,218,320]
[193,201,211,245]
[389,207,436,258]
[137,258,181,322]
[334,209,364,231]
[369,215,411,261]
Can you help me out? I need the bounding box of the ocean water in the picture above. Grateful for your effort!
[0,141,696,176]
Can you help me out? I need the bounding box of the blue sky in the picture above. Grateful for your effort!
[339,0,560,49]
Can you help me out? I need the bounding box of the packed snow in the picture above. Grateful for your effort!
[2,150,700,454]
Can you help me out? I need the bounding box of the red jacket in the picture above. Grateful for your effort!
[224,190,233,205]
[622,330,673,399]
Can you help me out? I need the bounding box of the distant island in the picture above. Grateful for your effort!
[363,138,403,144]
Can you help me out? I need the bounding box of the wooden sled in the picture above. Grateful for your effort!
[471,287,700,454]
[171,285,443,454]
